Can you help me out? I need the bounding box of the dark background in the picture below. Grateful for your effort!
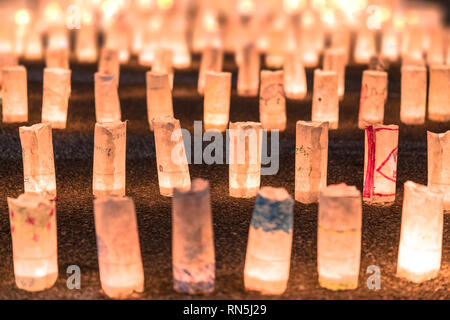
[0,54,448,299]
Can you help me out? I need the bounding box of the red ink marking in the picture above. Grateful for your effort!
[363,125,375,198]
[11,226,14,233]
[376,146,398,183]
[49,208,54,217]
[10,211,14,219]
[46,222,51,231]
[32,234,40,242]
[52,196,58,201]
[26,216,35,226]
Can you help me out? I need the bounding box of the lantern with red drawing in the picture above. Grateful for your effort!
[7,193,58,292]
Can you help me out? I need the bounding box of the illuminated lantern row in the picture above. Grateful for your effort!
[2,65,27,123]
[363,124,399,206]
[198,47,223,95]
[152,116,191,197]
[400,65,427,125]
[318,184,362,290]
[428,130,450,212]
[19,123,56,200]
[229,122,262,198]
[396,181,444,283]
[7,193,58,292]
[295,121,329,204]
[172,179,215,294]
[41,68,71,129]
[259,70,286,131]
[203,71,231,132]
[94,196,144,299]
[244,187,294,295]
[94,72,121,123]
[428,65,450,122]
[146,72,174,131]
[312,69,339,129]
[358,70,388,129]
[93,121,127,197]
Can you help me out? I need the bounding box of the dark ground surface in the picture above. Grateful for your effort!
[0,55,449,300]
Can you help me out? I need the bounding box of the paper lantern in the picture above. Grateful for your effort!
[426,30,445,65]
[312,69,339,129]
[24,28,43,60]
[152,48,174,90]
[198,47,223,95]
[318,184,362,290]
[283,51,307,100]
[0,52,18,92]
[363,124,399,205]
[244,187,294,295]
[94,72,121,123]
[99,48,120,87]
[93,121,127,197]
[172,179,215,294]
[75,25,98,63]
[41,68,71,129]
[400,65,427,125]
[396,181,444,283]
[237,43,260,97]
[45,48,69,69]
[19,123,57,200]
[323,48,346,98]
[7,193,58,292]
[354,29,376,64]
[358,70,388,129]
[381,28,399,62]
[428,64,450,122]
[427,130,450,212]
[259,70,286,131]
[94,196,144,298]
[152,117,191,197]
[2,65,27,123]
[403,29,424,63]
[146,72,174,130]
[295,121,328,204]
[203,71,231,132]
[229,121,262,198]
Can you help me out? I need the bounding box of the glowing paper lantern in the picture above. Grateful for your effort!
[428,65,450,122]
[358,70,388,129]
[400,65,427,125]
[94,196,144,298]
[323,48,346,98]
[283,51,307,100]
[363,124,399,205]
[99,48,120,87]
[19,123,57,200]
[0,52,18,91]
[244,187,293,295]
[381,28,399,62]
[172,179,215,294]
[75,25,98,63]
[427,130,450,212]
[146,72,174,130]
[93,121,127,197]
[295,121,328,203]
[152,117,191,197]
[198,47,223,95]
[318,184,362,290]
[7,193,58,292]
[354,29,376,64]
[203,71,231,132]
[41,68,71,129]
[24,28,43,60]
[259,70,286,131]
[426,30,445,65]
[94,72,121,123]
[2,65,27,123]
[152,48,174,90]
[396,181,444,283]
[229,122,262,198]
[312,69,339,129]
[237,43,260,97]
[45,48,69,69]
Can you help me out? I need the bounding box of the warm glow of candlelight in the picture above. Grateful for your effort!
[15,9,30,26]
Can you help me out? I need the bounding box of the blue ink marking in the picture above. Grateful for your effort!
[173,263,215,294]
[250,194,294,234]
